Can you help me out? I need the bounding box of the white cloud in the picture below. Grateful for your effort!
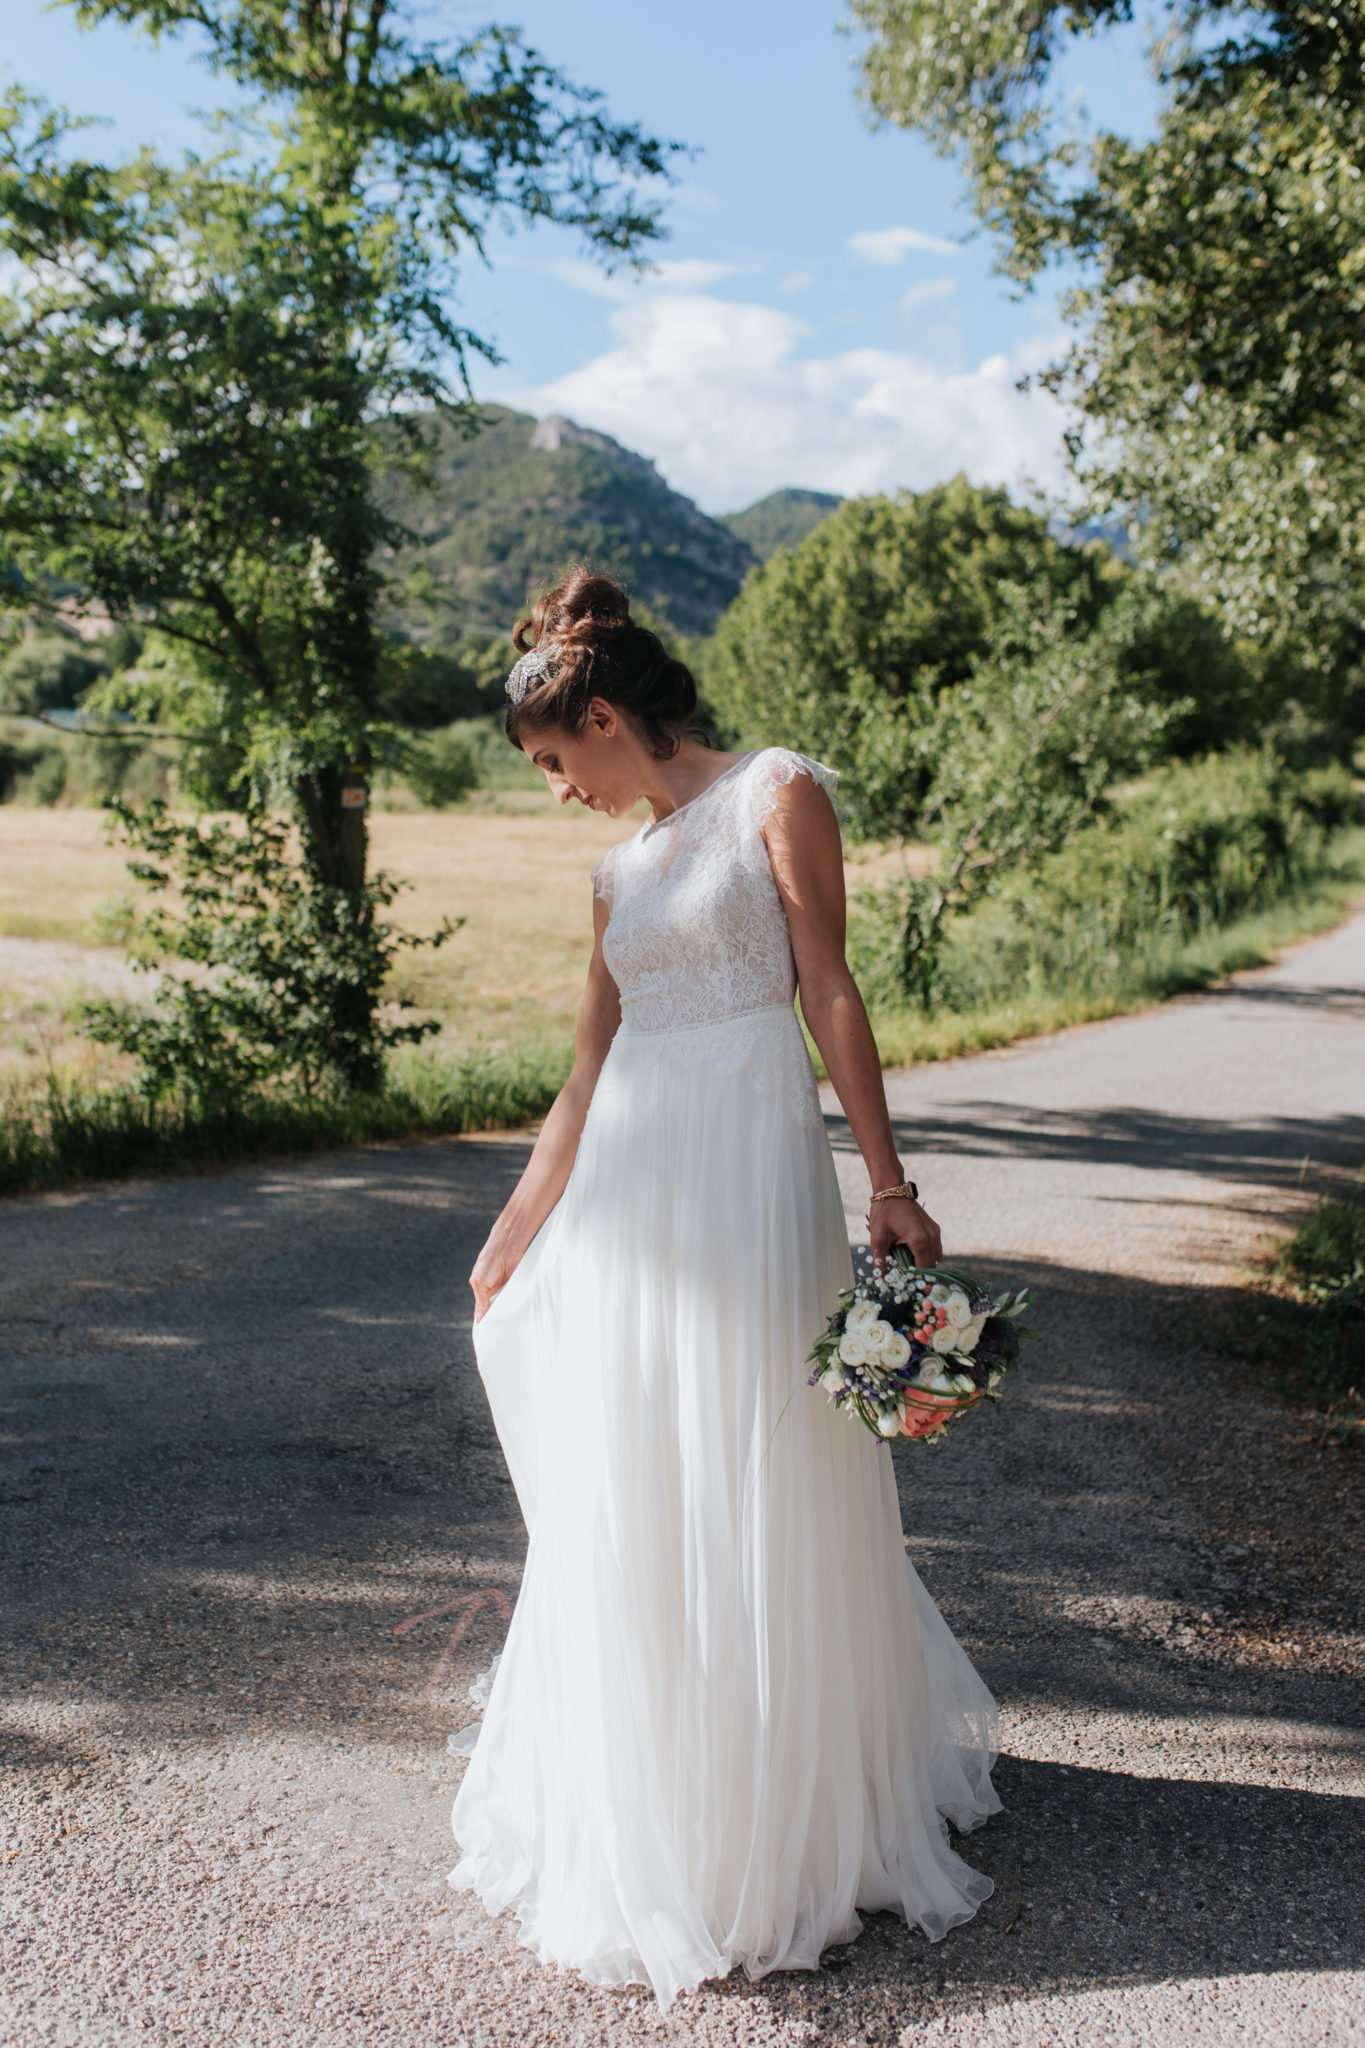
[547,259,634,302]
[647,258,740,291]
[779,270,816,294]
[901,276,957,315]
[547,256,739,302]
[850,225,959,265]
[504,292,1073,514]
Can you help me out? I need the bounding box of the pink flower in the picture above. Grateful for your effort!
[899,1385,980,1441]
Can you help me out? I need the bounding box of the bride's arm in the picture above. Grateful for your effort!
[763,774,943,1269]
[469,893,621,1320]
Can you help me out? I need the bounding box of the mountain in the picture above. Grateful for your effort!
[720,488,843,561]
[377,407,758,643]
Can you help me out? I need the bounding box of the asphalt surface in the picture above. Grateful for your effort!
[2,909,1364,2047]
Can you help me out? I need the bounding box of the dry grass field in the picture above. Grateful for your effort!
[0,797,922,1063]
[0,799,638,1071]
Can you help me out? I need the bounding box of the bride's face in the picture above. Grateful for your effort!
[523,703,644,818]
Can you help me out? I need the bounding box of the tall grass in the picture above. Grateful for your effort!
[848,751,1363,1066]
[1231,1186,1365,1439]
[862,829,1365,1067]
[0,1042,571,1198]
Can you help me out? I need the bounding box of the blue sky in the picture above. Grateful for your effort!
[5,1,1158,514]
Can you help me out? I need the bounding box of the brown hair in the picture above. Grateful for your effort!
[506,567,702,758]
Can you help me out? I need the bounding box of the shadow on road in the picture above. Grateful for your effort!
[2,1135,1362,2038]
[832,1102,1365,1185]
[710,1754,1365,2040]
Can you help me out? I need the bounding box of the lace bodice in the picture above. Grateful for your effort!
[593,748,838,1035]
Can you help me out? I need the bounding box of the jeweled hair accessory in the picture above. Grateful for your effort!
[505,642,559,706]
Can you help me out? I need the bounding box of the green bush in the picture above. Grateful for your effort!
[28,744,68,805]
[84,800,454,1102]
[702,478,1124,840]
[402,723,480,807]
[1268,1194,1365,1424]
[0,633,103,715]
[849,750,1358,1014]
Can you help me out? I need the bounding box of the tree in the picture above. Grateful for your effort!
[0,2,673,1087]
[892,587,1175,998]
[702,476,1123,841]
[850,0,1365,748]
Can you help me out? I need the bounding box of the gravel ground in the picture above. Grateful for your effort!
[2,911,1363,2047]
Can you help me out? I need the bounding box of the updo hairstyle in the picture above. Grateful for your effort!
[506,567,702,759]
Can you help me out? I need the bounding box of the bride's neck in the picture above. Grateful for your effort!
[640,742,747,821]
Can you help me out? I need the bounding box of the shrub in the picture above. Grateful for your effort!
[28,744,67,805]
[1268,1194,1365,1424]
[0,632,103,715]
[849,749,1358,1014]
[403,723,480,807]
[83,800,454,1102]
[702,478,1123,840]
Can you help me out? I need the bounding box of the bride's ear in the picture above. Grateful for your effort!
[587,696,621,738]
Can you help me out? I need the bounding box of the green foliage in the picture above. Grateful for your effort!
[892,585,1180,996]
[28,745,68,806]
[719,488,842,562]
[703,477,1124,839]
[850,2,1365,741]
[83,800,454,1100]
[0,1040,571,1197]
[401,724,480,808]
[0,716,170,806]
[1267,1192,1365,1426]
[0,632,103,714]
[850,748,1357,1013]
[376,407,755,643]
[383,640,497,729]
[0,1,673,1077]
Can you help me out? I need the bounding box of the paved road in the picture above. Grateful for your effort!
[2,912,1364,2048]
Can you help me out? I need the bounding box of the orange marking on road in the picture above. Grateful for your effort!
[392,1588,511,1705]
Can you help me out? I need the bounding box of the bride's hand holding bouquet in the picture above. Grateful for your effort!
[808,1174,1035,1446]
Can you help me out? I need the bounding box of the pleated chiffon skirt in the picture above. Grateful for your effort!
[451,1006,1000,2007]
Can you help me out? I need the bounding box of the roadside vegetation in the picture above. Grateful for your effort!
[0,1044,570,1200]
[1228,1187,1365,1445]
[1,1,1364,1192]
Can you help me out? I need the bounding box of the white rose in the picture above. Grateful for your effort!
[929,1283,953,1308]
[943,1290,973,1328]
[839,1330,872,1366]
[820,1364,845,1393]
[846,1300,881,1330]
[882,1330,911,1369]
[863,1316,897,1356]
[876,1407,902,1437]
[929,1325,964,1355]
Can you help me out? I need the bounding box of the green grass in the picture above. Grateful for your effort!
[3,830,1362,1200]
[0,1042,571,1198]
[1227,1187,1365,1442]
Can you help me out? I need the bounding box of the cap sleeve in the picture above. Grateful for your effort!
[591,845,617,910]
[748,747,840,830]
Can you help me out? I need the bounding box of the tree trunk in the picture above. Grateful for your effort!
[296,760,382,1092]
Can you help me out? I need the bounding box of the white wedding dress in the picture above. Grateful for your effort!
[450,747,1000,2006]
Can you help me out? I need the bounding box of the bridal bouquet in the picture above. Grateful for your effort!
[808,1248,1033,1445]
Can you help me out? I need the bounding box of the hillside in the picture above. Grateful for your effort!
[378,408,757,643]
[721,488,842,560]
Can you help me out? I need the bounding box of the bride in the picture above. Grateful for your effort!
[451,569,1000,2007]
